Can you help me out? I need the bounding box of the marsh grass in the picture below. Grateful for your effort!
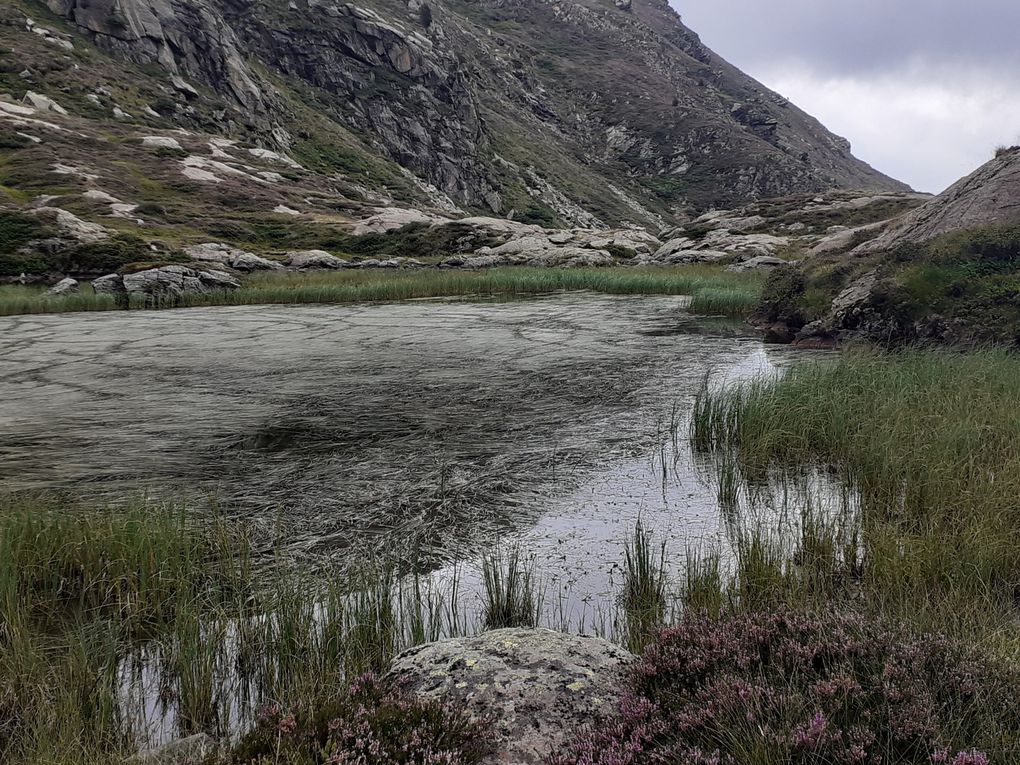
[0,266,764,317]
[0,495,250,763]
[621,521,668,653]
[689,348,1020,652]
[481,545,542,630]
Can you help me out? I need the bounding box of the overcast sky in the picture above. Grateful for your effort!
[674,0,1020,193]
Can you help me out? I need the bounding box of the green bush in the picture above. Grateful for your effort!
[755,265,807,326]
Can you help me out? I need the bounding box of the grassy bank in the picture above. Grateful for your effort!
[690,348,1020,651]
[0,266,764,318]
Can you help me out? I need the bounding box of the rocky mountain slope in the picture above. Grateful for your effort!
[1,0,907,262]
[752,147,1020,347]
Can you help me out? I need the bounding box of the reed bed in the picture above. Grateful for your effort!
[690,347,1020,652]
[0,266,764,317]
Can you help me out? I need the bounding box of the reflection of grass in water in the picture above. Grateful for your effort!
[0,266,764,317]
[689,348,1020,654]
[4,484,1019,762]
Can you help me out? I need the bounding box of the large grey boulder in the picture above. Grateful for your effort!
[91,273,126,294]
[45,277,79,295]
[352,208,443,235]
[32,207,110,243]
[22,91,68,115]
[286,250,349,269]
[856,147,1020,253]
[122,265,240,298]
[94,266,240,301]
[184,243,283,272]
[386,628,636,765]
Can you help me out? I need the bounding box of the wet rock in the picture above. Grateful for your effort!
[386,628,636,765]
[45,277,79,296]
[127,733,218,765]
[286,250,348,269]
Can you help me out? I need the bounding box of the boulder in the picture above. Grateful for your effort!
[22,91,68,115]
[352,208,443,235]
[33,207,110,243]
[184,243,283,271]
[700,229,788,257]
[726,255,789,272]
[809,221,887,256]
[120,265,241,299]
[142,136,183,151]
[286,250,349,269]
[45,277,79,296]
[90,273,126,294]
[386,628,636,765]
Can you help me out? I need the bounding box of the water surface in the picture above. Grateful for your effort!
[0,294,809,596]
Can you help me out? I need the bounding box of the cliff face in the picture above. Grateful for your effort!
[17,0,906,228]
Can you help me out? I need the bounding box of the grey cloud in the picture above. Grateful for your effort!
[676,0,1020,75]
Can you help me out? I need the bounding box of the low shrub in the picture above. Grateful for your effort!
[59,235,187,274]
[754,265,807,326]
[227,673,492,765]
[555,610,1020,765]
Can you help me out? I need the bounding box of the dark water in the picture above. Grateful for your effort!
[0,294,812,581]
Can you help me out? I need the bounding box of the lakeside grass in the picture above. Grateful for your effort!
[690,348,1020,653]
[7,348,1020,762]
[0,266,764,318]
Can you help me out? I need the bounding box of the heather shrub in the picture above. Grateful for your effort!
[227,673,492,765]
[554,611,1020,765]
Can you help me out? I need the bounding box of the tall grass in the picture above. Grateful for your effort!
[620,521,668,653]
[0,496,250,763]
[689,348,1020,652]
[481,545,541,630]
[0,266,764,317]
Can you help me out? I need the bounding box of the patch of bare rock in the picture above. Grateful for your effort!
[91,266,240,299]
[854,147,1020,253]
[386,628,636,765]
[184,243,284,272]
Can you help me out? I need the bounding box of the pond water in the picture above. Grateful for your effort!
[0,293,814,616]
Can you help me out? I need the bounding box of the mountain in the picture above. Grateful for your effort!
[1,0,906,250]
[753,147,1020,348]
